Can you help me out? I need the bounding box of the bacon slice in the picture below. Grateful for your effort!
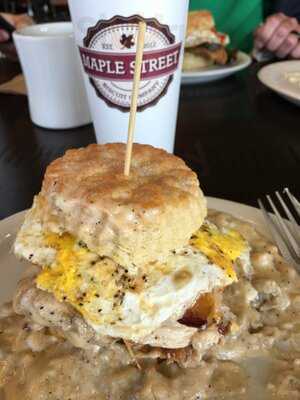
[190,44,228,65]
[179,290,222,328]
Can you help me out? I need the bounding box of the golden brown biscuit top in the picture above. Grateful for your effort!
[42,143,201,211]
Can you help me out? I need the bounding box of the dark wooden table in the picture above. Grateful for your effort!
[0,58,299,220]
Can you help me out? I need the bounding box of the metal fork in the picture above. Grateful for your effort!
[258,188,300,269]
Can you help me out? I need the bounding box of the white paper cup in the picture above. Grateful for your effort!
[68,0,189,152]
[13,22,91,130]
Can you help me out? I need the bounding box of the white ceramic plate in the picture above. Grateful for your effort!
[0,197,270,306]
[181,51,252,85]
[258,60,300,106]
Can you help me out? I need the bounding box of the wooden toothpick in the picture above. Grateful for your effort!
[124,21,146,176]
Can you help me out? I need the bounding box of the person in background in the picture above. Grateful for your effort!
[0,12,32,42]
[189,0,300,59]
[1,1,300,58]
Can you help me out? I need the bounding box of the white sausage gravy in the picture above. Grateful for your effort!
[0,211,300,400]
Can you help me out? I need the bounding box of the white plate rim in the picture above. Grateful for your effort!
[181,51,252,79]
[207,196,268,236]
[258,60,300,102]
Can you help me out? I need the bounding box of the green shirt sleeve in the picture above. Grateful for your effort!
[189,0,263,52]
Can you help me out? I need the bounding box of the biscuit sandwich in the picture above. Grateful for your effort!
[14,143,249,352]
[183,10,230,71]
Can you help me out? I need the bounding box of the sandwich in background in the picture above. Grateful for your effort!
[184,10,232,71]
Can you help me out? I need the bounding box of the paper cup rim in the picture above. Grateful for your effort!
[13,22,74,40]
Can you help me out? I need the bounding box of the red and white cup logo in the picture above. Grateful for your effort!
[79,15,182,112]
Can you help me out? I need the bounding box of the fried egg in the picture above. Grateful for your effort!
[15,219,249,342]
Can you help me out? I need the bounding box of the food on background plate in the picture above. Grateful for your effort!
[285,71,300,87]
[183,10,235,71]
[1,143,300,399]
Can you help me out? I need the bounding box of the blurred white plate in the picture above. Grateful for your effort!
[0,197,269,305]
[258,60,300,106]
[181,51,252,85]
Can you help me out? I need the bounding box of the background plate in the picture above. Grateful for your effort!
[181,52,252,85]
[258,60,300,106]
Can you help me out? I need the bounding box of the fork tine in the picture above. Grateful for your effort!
[266,194,300,260]
[284,188,300,219]
[275,191,300,243]
[258,198,293,263]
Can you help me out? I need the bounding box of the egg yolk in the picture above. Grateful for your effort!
[190,223,246,281]
[36,233,125,325]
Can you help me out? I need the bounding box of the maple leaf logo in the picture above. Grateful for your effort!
[120,34,135,49]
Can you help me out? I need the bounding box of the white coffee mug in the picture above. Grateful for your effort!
[68,0,189,152]
[13,22,91,130]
